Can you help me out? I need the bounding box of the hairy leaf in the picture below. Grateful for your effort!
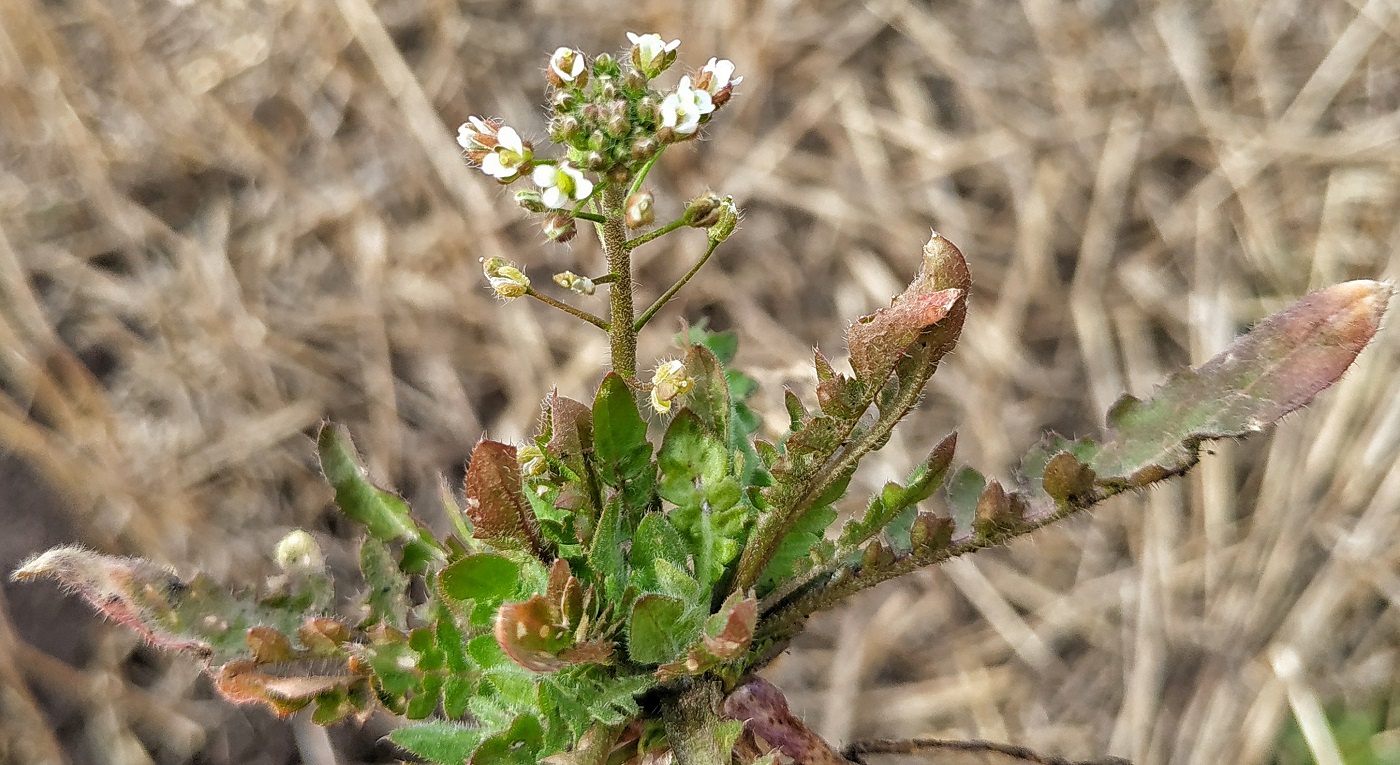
[627,594,693,665]
[438,553,522,626]
[390,722,490,765]
[1091,280,1391,485]
[465,440,548,558]
[318,424,443,571]
[682,344,731,441]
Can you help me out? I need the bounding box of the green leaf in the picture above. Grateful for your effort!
[670,497,750,593]
[944,466,986,540]
[839,433,957,548]
[758,504,837,591]
[658,409,729,509]
[469,714,544,765]
[361,537,410,629]
[438,553,521,626]
[593,373,650,481]
[317,424,442,569]
[1091,280,1391,486]
[389,722,489,765]
[630,514,690,592]
[682,344,732,440]
[464,440,548,558]
[588,500,628,603]
[627,594,691,665]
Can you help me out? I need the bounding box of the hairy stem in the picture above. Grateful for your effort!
[624,217,688,251]
[661,679,730,765]
[634,240,720,332]
[602,183,637,378]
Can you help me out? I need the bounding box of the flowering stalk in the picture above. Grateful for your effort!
[602,183,638,379]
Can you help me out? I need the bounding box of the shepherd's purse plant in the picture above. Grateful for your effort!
[13,33,1392,765]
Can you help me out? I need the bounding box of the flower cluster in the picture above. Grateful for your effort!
[455,33,740,226]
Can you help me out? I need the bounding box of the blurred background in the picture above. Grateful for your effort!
[3,0,1399,763]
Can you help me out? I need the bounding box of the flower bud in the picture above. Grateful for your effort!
[583,150,608,171]
[547,47,587,88]
[515,189,548,213]
[592,52,618,76]
[542,212,577,243]
[552,270,596,296]
[622,70,648,92]
[482,257,530,300]
[625,191,655,229]
[649,359,694,414]
[707,196,739,243]
[627,32,680,78]
[552,90,577,110]
[274,530,324,575]
[548,114,582,144]
[685,192,725,228]
[597,80,618,101]
[517,444,547,479]
[630,136,659,162]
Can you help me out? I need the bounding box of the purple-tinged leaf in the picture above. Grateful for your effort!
[845,232,971,385]
[723,677,851,765]
[495,595,613,673]
[465,440,548,558]
[1091,280,1391,485]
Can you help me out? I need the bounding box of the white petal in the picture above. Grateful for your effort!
[627,32,643,45]
[560,163,585,185]
[663,39,680,52]
[695,90,714,115]
[573,176,594,200]
[542,186,567,209]
[481,154,506,177]
[469,116,493,133]
[456,124,475,149]
[497,126,524,154]
[532,165,556,186]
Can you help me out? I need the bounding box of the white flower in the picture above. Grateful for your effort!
[697,58,742,96]
[649,359,693,414]
[480,126,531,181]
[659,76,715,136]
[532,162,594,209]
[627,32,680,75]
[549,47,585,83]
[456,116,496,151]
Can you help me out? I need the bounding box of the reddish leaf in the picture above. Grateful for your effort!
[1091,280,1391,484]
[846,232,971,385]
[464,440,547,558]
[495,595,612,673]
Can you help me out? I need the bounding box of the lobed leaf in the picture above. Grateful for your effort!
[1091,280,1390,485]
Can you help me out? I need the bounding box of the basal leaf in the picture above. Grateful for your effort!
[390,722,489,765]
[630,513,690,592]
[361,537,410,629]
[1091,280,1390,486]
[469,714,544,765]
[658,409,729,509]
[627,594,692,665]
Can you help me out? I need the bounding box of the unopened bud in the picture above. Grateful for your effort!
[625,191,655,229]
[622,70,648,92]
[542,213,577,243]
[482,257,530,300]
[707,196,739,243]
[583,150,608,172]
[552,90,577,110]
[592,52,617,76]
[649,359,694,414]
[515,190,548,213]
[685,192,725,228]
[274,530,324,574]
[552,271,596,296]
[630,136,659,162]
[549,114,582,144]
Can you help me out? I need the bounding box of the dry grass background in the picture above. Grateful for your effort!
[2,0,1399,763]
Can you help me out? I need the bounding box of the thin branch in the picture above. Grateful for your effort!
[634,239,720,332]
[624,217,688,250]
[843,737,1132,765]
[524,287,609,330]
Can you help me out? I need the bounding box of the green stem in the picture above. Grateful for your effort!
[624,217,688,251]
[628,148,666,198]
[661,679,731,765]
[525,288,609,330]
[602,184,637,378]
[634,239,720,332]
[571,210,607,224]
